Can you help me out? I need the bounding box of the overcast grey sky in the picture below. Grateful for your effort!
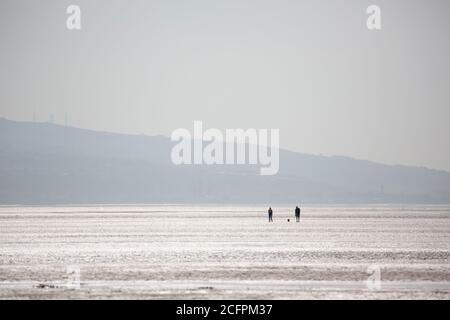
[1,0,449,171]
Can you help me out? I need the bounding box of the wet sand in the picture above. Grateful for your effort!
[0,205,449,299]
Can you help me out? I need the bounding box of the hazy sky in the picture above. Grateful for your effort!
[1,0,449,171]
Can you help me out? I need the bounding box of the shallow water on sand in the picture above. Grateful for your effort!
[0,205,449,299]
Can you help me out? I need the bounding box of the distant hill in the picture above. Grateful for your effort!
[1,117,450,204]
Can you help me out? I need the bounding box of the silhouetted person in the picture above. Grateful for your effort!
[268,207,273,222]
[295,206,300,222]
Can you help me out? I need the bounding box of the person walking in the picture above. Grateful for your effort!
[295,206,301,222]
[268,207,273,222]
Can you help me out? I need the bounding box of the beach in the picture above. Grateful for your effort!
[0,205,449,299]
